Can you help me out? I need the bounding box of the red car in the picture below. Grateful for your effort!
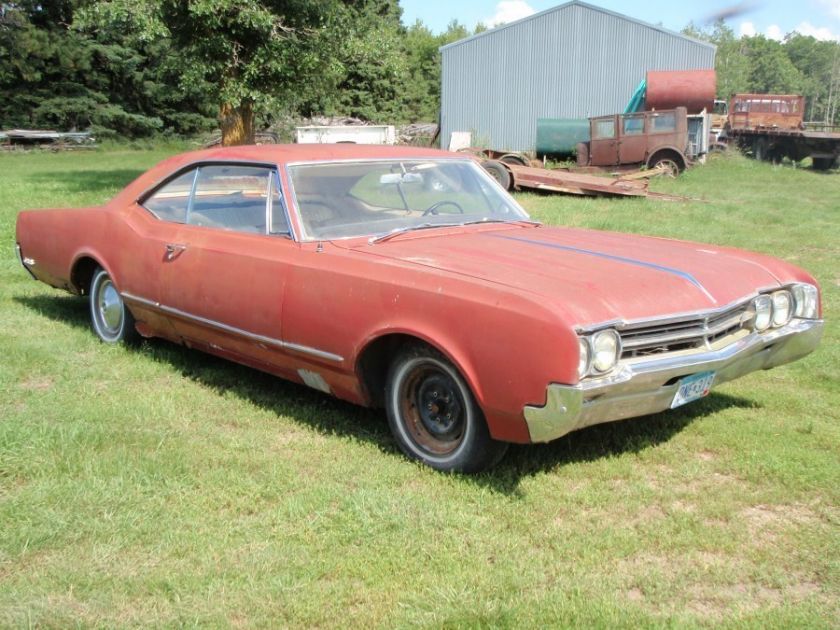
[15,145,823,472]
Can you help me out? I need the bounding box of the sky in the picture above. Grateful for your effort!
[399,0,840,41]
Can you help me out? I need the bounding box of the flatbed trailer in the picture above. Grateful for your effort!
[721,94,840,170]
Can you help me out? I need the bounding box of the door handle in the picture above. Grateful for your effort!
[164,243,187,261]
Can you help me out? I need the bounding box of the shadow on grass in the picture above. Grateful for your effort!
[28,169,145,194]
[16,293,760,495]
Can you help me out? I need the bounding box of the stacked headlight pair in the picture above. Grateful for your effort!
[752,283,818,332]
[578,329,621,379]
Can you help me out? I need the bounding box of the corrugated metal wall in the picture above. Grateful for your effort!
[440,1,716,152]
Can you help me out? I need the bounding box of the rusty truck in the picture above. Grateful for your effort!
[720,94,840,170]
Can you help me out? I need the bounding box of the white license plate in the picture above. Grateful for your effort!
[671,371,716,409]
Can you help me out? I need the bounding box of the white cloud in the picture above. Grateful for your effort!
[765,24,784,40]
[739,21,756,37]
[818,0,840,21]
[794,20,840,41]
[486,1,536,27]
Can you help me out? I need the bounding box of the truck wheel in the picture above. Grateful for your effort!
[480,160,512,190]
[753,138,769,161]
[385,344,508,473]
[812,157,837,171]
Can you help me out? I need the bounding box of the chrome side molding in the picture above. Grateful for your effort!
[121,291,344,363]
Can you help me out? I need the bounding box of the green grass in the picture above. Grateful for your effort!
[1,150,838,628]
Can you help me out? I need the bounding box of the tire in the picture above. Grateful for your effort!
[89,267,138,344]
[753,138,769,161]
[812,157,837,171]
[500,153,529,167]
[385,345,508,473]
[480,160,512,190]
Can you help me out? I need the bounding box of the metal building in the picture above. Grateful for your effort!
[440,1,715,152]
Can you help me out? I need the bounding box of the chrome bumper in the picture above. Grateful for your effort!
[524,319,824,443]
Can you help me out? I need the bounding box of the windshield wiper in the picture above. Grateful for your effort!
[369,223,461,244]
[460,218,542,227]
[368,218,541,245]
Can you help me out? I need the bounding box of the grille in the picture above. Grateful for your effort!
[619,301,752,360]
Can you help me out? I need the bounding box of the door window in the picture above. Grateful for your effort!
[189,165,271,234]
[142,170,196,223]
[593,119,616,139]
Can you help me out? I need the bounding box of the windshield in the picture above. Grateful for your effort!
[287,159,530,240]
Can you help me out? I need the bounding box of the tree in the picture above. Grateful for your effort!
[80,0,344,145]
[682,20,750,99]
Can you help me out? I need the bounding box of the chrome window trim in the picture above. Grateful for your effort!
[268,169,293,239]
[140,161,295,239]
[136,159,279,205]
[184,166,200,225]
[122,291,343,363]
[283,157,531,243]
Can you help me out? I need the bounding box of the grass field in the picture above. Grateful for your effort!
[1,149,838,628]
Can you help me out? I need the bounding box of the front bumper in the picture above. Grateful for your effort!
[524,319,824,443]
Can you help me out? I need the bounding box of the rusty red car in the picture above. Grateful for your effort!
[15,145,823,472]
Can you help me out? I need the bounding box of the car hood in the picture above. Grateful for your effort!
[348,225,791,326]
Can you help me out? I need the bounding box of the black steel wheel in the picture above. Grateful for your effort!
[89,266,137,344]
[385,345,508,472]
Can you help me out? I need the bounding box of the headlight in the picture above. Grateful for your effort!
[771,290,792,327]
[591,329,620,373]
[578,337,590,379]
[753,295,772,332]
[792,284,818,319]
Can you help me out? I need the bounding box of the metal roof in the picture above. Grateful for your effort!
[440,1,715,52]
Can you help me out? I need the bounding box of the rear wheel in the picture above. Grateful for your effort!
[89,267,137,344]
[812,157,837,171]
[648,152,684,177]
[385,345,508,472]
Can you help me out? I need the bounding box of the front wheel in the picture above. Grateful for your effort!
[89,267,138,344]
[385,345,508,472]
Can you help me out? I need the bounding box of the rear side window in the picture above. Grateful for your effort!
[622,115,644,135]
[189,165,271,234]
[650,112,676,132]
[143,170,196,222]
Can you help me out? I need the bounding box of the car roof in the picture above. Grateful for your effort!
[113,143,471,207]
[168,143,459,166]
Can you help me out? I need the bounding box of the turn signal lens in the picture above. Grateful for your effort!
[591,330,620,373]
[771,290,792,327]
[792,284,818,319]
[578,338,590,379]
[753,295,772,332]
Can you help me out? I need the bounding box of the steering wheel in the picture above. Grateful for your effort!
[422,200,464,216]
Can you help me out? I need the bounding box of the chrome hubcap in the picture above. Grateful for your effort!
[98,280,122,333]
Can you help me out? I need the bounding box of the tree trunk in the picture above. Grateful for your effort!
[219,100,255,146]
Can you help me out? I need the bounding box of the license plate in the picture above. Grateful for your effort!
[671,371,716,409]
